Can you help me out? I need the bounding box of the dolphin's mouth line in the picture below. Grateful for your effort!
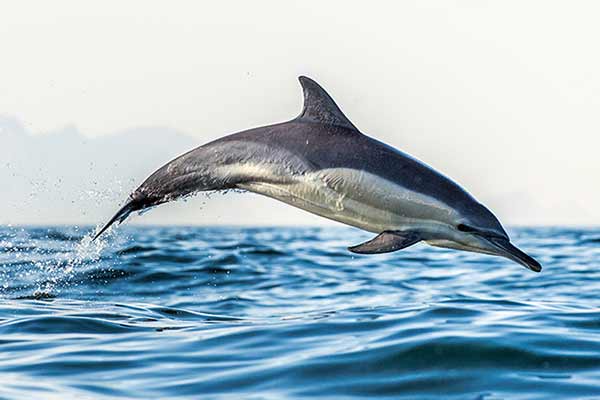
[481,235,542,272]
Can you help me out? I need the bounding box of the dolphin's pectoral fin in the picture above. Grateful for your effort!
[348,231,421,254]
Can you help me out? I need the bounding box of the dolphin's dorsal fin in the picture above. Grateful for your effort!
[296,76,357,131]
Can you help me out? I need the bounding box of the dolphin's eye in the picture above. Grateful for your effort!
[457,224,477,233]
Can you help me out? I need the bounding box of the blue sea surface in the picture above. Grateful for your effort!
[0,226,599,399]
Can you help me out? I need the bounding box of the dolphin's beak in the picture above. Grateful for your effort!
[92,199,139,241]
[484,236,542,272]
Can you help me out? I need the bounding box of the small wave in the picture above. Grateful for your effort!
[16,291,57,300]
[579,236,600,244]
[116,244,159,255]
[0,315,142,334]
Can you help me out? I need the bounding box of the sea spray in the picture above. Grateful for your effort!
[0,225,127,298]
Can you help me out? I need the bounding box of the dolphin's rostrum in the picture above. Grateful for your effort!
[94,76,541,272]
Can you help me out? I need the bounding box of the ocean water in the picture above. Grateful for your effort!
[0,225,599,399]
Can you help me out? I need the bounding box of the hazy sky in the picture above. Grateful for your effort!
[1,1,599,227]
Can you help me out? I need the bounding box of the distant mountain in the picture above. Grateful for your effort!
[0,116,198,225]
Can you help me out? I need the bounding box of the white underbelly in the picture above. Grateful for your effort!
[237,167,458,235]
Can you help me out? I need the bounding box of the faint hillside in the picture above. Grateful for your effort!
[0,116,198,225]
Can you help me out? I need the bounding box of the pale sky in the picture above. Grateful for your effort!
[1,1,599,227]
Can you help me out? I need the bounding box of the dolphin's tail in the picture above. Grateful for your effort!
[92,198,143,241]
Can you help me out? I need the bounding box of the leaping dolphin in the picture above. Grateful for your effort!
[93,76,541,272]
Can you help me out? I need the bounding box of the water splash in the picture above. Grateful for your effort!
[0,225,122,298]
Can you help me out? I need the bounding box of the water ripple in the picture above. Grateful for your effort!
[0,226,599,399]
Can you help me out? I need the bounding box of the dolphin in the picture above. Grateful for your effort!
[93,76,541,272]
